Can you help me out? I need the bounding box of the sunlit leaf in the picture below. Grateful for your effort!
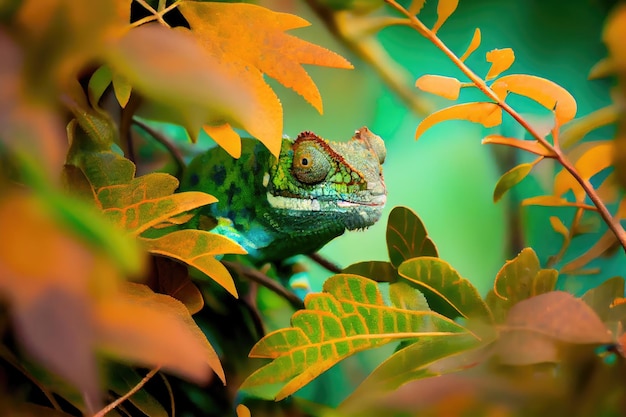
[202,123,243,159]
[240,274,467,400]
[460,28,481,62]
[408,0,427,15]
[485,48,515,80]
[493,163,533,203]
[342,260,398,283]
[432,0,459,33]
[482,134,555,157]
[491,74,577,125]
[178,1,353,155]
[96,282,225,384]
[486,248,557,323]
[561,230,618,274]
[522,196,596,211]
[389,281,430,311]
[415,102,502,140]
[102,191,214,236]
[96,173,179,209]
[415,75,461,100]
[398,258,492,323]
[386,206,438,268]
[141,230,246,297]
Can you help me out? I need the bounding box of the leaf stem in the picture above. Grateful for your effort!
[384,0,626,253]
[93,367,160,417]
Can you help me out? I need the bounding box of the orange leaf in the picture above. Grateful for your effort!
[203,123,242,159]
[554,141,613,200]
[432,0,459,34]
[482,135,555,157]
[415,102,502,140]
[561,230,617,274]
[415,75,461,100]
[178,2,353,156]
[141,230,246,297]
[485,48,515,80]
[522,196,596,211]
[603,4,626,70]
[491,74,577,126]
[549,216,570,241]
[460,28,481,62]
[96,282,225,384]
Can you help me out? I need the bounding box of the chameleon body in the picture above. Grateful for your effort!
[179,127,387,262]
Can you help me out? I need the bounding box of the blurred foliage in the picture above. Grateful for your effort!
[2,0,626,416]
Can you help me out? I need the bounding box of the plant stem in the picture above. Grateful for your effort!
[384,0,626,253]
[93,367,160,417]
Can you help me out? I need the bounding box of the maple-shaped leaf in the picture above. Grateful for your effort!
[178,1,353,156]
[240,274,468,400]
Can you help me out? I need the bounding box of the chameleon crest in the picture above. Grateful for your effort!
[180,127,387,261]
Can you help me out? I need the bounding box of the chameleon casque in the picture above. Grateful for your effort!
[179,127,387,262]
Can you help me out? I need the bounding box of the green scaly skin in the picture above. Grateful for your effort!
[179,127,387,262]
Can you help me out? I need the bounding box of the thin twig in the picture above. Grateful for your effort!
[132,118,186,178]
[222,261,305,310]
[93,367,160,417]
[384,0,626,254]
[307,252,342,274]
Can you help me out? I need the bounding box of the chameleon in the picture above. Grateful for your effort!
[179,126,387,263]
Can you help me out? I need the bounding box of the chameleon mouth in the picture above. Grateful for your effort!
[337,193,386,208]
[266,192,386,211]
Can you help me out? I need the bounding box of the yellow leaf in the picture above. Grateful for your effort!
[491,74,577,126]
[460,28,481,62]
[482,135,555,157]
[415,75,461,100]
[588,57,616,79]
[140,230,247,297]
[554,141,613,200]
[485,48,515,80]
[236,404,251,417]
[415,102,502,140]
[549,216,569,241]
[604,4,626,70]
[432,0,459,34]
[560,105,618,149]
[96,282,225,384]
[203,123,242,159]
[178,1,353,156]
[522,196,596,211]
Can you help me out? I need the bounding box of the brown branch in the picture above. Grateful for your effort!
[384,0,626,254]
[307,252,342,274]
[132,118,186,178]
[222,261,305,310]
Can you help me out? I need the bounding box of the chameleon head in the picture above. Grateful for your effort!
[266,127,387,232]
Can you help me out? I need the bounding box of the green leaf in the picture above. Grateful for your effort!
[493,163,533,202]
[486,248,558,323]
[72,151,136,189]
[87,65,113,107]
[141,230,246,297]
[108,365,168,417]
[496,291,613,365]
[581,277,625,321]
[112,70,132,108]
[389,281,430,311]
[240,274,467,400]
[342,260,397,283]
[386,206,438,268]
[398,257,492,323]
[102,191,216,236]
[95,173,180,209]
[344,332,480,403]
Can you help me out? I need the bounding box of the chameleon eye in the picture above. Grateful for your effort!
[292,142,330,184]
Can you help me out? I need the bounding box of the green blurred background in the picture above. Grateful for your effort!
[253,0,622,406]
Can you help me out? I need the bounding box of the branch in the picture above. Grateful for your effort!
[93,367,160,417]
[384,0,626,254]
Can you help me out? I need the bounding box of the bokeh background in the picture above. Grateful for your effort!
[254,0,622,406]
